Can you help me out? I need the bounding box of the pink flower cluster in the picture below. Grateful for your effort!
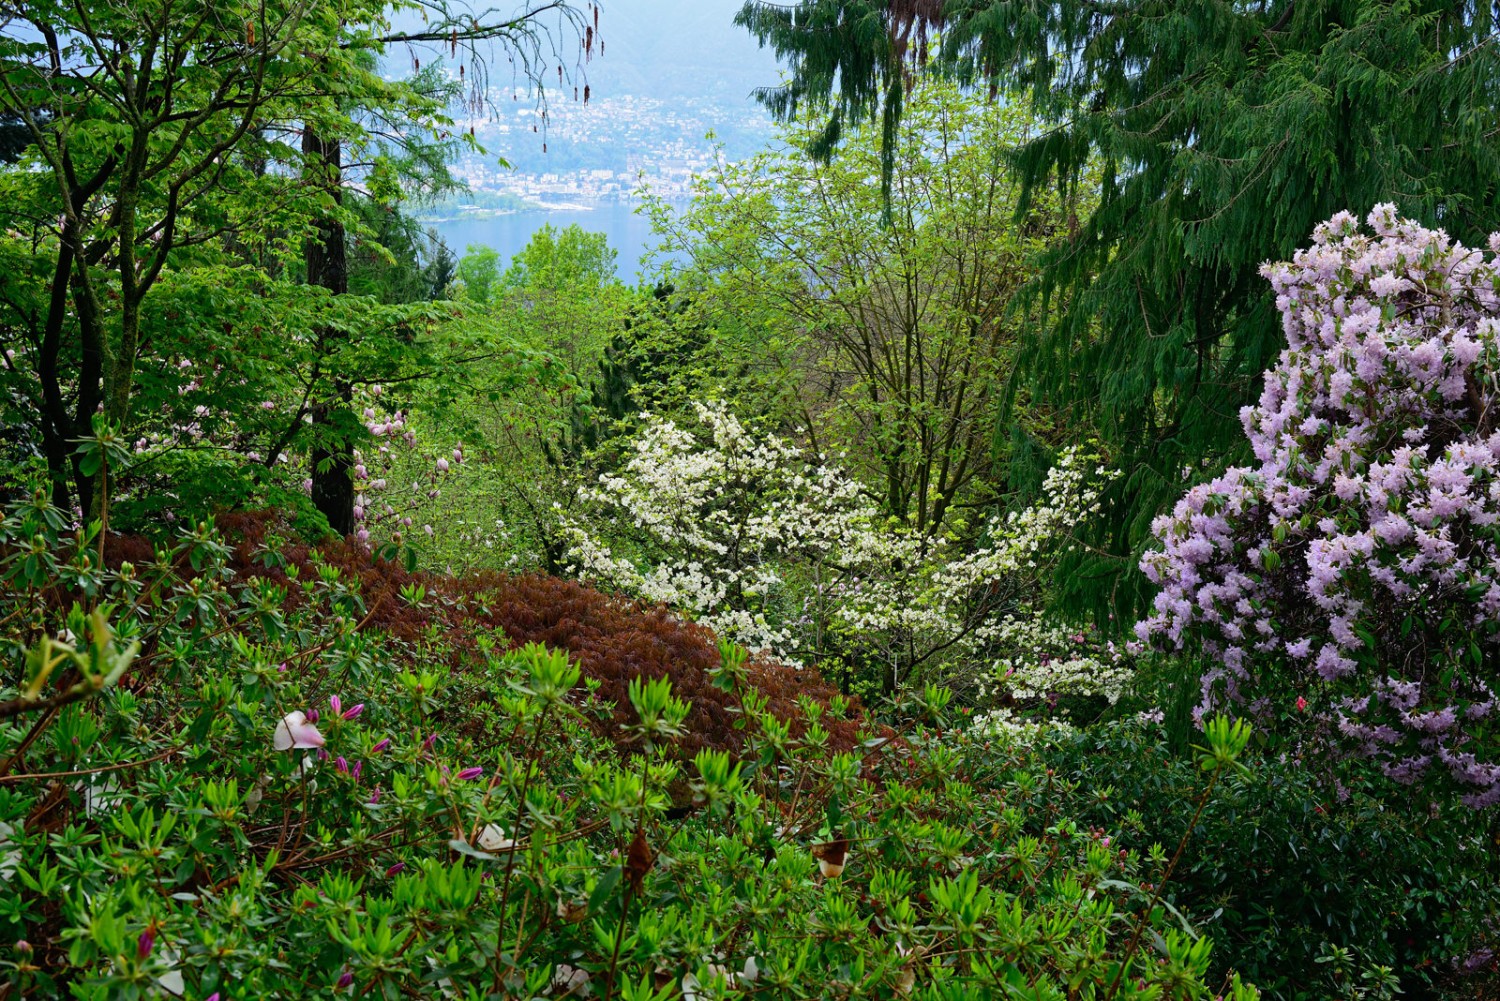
[1136,206,1500,806]
[342,388,462,546]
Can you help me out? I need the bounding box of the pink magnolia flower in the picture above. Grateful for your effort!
[272,711,325,751]
[436,457,450,472]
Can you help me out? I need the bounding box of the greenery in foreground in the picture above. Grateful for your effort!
[2,0,1500,998]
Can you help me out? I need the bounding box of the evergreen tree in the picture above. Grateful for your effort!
[736,0,1500,617]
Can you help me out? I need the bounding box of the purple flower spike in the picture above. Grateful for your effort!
[329,695,342,716]
[370,738,391,754]
[341,703,364,721]
[137,929,155,961]
[455,766,484,781]
[385,862,405,877]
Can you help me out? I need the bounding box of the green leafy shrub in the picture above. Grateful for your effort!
[1,490,1257,999]
[1037,719,1500,1000]
[109,451,331,543]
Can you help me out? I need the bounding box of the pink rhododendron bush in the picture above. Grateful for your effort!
[1137,205,1500,806]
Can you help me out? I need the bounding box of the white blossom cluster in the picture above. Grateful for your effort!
[966,708,1079,747]
[563,401,1122,698]
[981,617,1132,704]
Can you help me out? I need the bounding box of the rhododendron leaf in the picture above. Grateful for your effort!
[448,839,498,861]
[588,865,622,913]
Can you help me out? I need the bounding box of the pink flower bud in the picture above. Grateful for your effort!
[337,971,354,988]
[385,862,405,877]
[456,766,484,781]
[436,458,450,472]
[371,738,391,753]
[137,929,155,961]
[336,756,349,774]
[329,696,341,716]
[342,703,364,720]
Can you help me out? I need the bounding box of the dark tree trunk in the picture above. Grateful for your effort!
[303,127,354,537]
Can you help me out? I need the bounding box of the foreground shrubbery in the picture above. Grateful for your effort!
[1039,720,1500,1000]
[1,494,1258,999]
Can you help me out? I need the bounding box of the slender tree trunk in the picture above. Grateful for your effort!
[303,126,354,536]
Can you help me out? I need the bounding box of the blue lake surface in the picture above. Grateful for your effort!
[423,200,689,287]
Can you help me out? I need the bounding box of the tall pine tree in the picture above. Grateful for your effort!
[736,0,1500,617]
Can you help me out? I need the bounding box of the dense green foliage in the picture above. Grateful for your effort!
[2,0,1499,995]
[0,493,1260,1000]
[736,0,1500,616]
[1043,720,1500,1000]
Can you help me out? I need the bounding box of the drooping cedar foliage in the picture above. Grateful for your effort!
[110,511,869,758]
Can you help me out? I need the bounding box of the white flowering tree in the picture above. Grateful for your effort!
[563,401,1121,701]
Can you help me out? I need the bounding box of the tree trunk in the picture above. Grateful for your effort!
[303,126,354,536]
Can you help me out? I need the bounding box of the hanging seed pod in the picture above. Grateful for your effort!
[459,63,464,80]
[542,142,547,153]
[625,827,654,894]
[583,84,590,104]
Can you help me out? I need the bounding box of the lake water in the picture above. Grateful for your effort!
[423,200,688,286]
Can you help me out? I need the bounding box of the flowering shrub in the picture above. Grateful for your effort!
[0,489,1256,999]
[564,400,1120,702]
[1138,206,1500,806]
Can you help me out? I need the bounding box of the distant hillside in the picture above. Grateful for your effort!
[584,0,782,105]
